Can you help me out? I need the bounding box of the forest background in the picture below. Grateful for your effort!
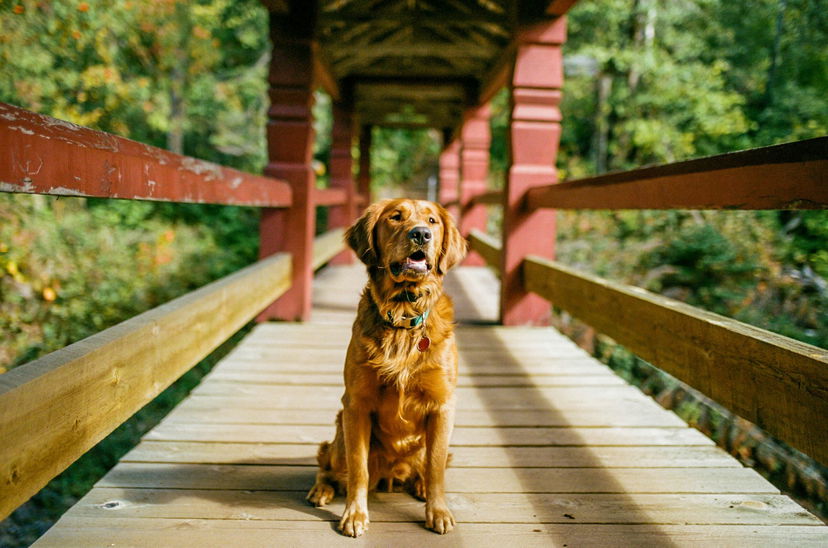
[1,0,827,543]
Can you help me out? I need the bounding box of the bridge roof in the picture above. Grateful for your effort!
[262,0,578,131]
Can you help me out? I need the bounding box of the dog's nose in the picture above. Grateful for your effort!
[408,226,432,245]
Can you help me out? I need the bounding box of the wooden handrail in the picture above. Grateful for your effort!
[313,187,348,207]
[468,229,502,273]
[523,255,828,467]
[525,137,828,210]
[471,189,503,206]
[0,252,292,520]
[0,102,292,207]
[312,227,346,270]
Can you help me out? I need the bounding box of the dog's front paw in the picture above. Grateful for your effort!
[306,481,335,507]
[425,501,455,534]
[339,503,370,537]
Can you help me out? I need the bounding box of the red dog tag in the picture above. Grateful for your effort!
[417,337,430,352]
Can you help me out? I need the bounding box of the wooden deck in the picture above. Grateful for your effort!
[35,266,828,546]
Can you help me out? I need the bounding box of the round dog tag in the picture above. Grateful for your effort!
[417,337,431,352]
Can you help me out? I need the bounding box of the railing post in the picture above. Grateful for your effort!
[439,137,461,220]
[258,5,317,322]
[328,102,356,264]
[500,17,566,326]
[460,103,491,266]
[357,124,373,206]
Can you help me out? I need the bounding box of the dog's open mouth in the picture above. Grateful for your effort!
[391,250,430,275]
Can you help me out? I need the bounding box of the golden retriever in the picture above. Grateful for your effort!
[306,199,467,537]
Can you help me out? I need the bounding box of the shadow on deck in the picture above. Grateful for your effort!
[34,266,828,547]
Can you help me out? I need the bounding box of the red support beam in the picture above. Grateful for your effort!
[500,17,566,326]
[328,102,356,264]
[0,102,292,207]
[460,103,492,266]
[258,6,317,322]
[439,139,461,220]
[357,124,373,206]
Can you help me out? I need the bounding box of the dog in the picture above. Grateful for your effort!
[306,199,467,537]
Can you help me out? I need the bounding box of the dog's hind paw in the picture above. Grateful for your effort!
[306,482,335,507]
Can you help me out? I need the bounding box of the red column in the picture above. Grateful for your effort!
[500,17,566,326]
[328,102,356,264]
[438,139,461,220]
[357,125,372,206]
[258,8,317,322]
[460,103,491,266]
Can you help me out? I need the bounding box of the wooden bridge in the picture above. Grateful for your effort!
[2,0,828,546]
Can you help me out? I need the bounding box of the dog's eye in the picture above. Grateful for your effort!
[390,212,402,221]
[429,217,437,224]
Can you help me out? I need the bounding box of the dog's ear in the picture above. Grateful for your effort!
[437,205,468,274]
[346,200,390,266]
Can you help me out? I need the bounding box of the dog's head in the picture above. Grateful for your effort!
[346,199,467,283]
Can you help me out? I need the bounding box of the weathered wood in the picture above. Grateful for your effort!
[71,489,815,525]
[312,228,346,270]
[0,253,292,520]
[472,189,504,205]
[258,8,317,322]
[500,17,565,325]
[524,256,828,467]
[439,139,461,220]
[460,104,491,266]
[165,402,687,428]
[34,519,828,548]
[468,229,502,272]
[144,423,711,447]
[312,187,348,206]
[123,441,733,468]
[0,102,292,207]
[525,137,828,211]
[97,462,776,494]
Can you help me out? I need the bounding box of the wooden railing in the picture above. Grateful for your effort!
[464,138,828,468]
[0,102,352,520]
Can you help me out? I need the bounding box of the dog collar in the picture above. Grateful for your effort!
[385,308,430,329]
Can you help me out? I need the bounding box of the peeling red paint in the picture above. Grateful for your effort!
[0,102,292,207]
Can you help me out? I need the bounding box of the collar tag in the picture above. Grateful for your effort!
[417,337,431,351]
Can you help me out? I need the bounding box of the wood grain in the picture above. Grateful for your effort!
[524,255,828,467]
[525,137,828,210]
[0,253,291,520]
[0,102,292,207]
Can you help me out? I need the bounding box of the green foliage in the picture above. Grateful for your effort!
[0,194,254,370]
[640,223,761,314]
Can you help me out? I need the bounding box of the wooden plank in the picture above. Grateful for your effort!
[68,488,818,525]
[35,519,828,548]
[204,371,625,387]
[0,253,292,520]
[524,255,828,467]
[469,229,502,272]
[143,423,712,447]
[188,383,658,408]
[312,227,346,270]
[96,462,777,494]
[472,189,503,205]
[162,403,687,428]
[123,441,737,468]
[525,137,828,210]
[0,102,293,207]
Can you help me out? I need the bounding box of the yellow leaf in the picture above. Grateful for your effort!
[43,287,57,302]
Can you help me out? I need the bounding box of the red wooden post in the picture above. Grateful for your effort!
[328,102,356,264]
[460,103,491,266]
[258,7,317,322]
[500,17,566,326]
[357,124,373,206]
[439,138,461,220]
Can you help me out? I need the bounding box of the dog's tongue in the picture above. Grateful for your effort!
[404,254,428,273]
